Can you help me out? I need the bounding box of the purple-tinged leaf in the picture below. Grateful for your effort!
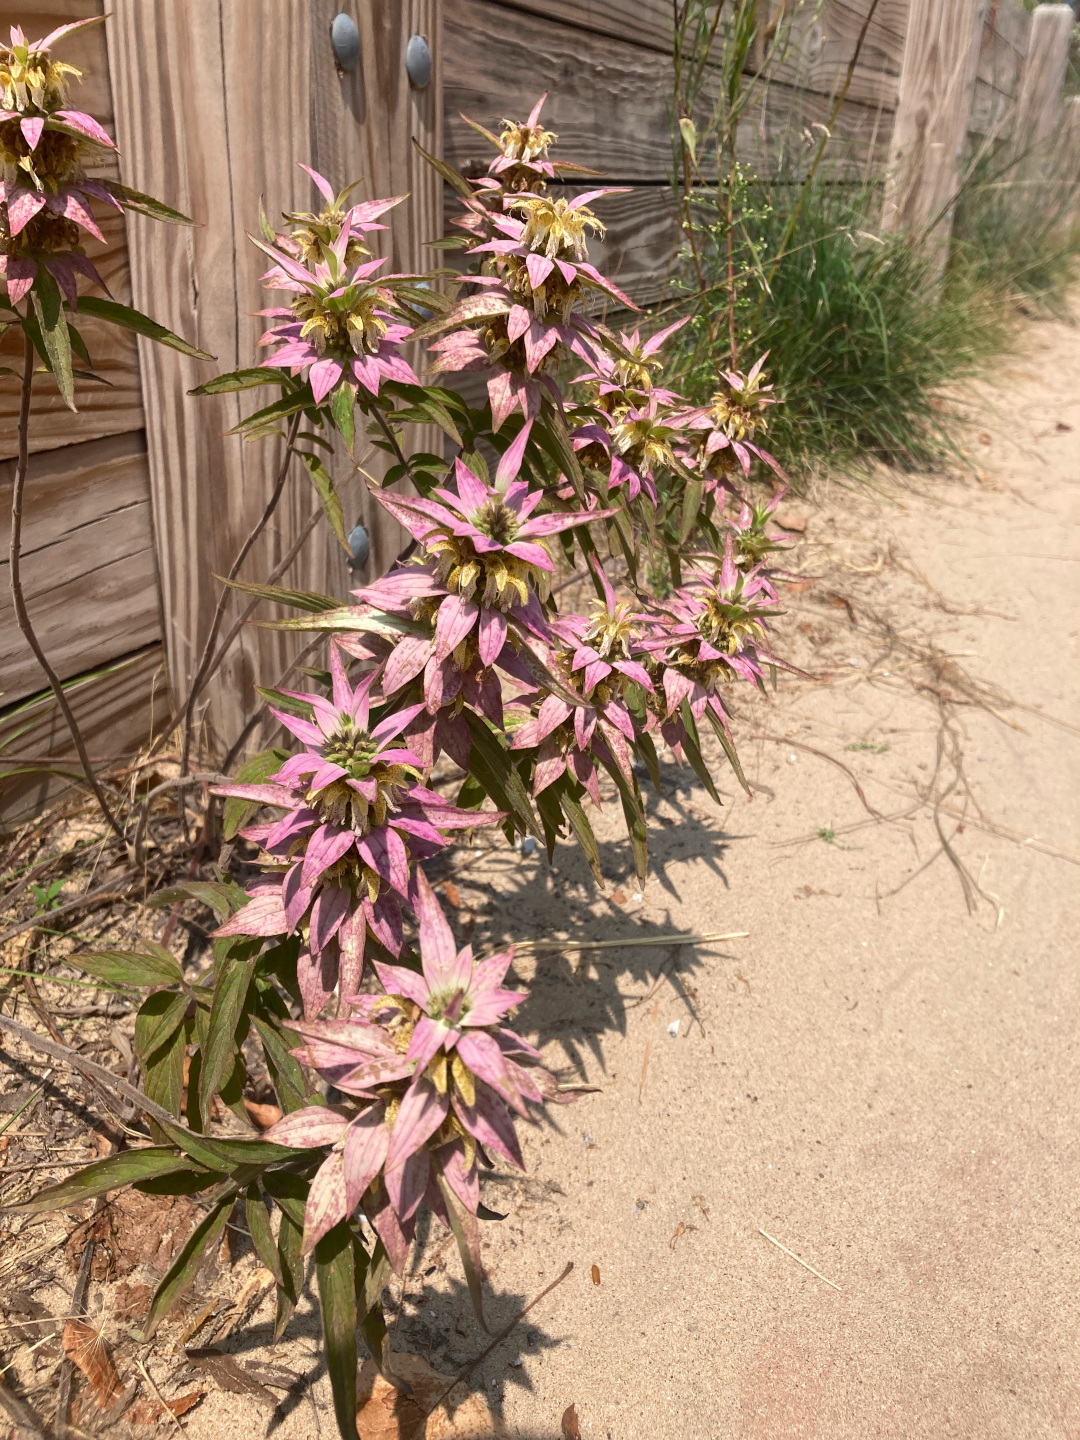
[262,1105,351,1150]
[383,1077,448,1173]
[302,1150,349,1255]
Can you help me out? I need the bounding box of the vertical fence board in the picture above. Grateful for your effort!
[1016,3,1075,151]
[882,0,988,249]
[106,1,441,762]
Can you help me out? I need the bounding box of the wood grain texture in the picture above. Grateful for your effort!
[105,0,441,760]
[0,433,160,703]
[444,0,894,182]
[0,645,168,829]
[482,0,673,52]
[1015,3,1074,150]
[882,0,988,240]
[768,0,906,112]
[0,3,142,457]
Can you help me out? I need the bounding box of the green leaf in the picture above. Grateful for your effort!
[230,391,312,436]
[261,1167,310,1229]
[679,477,705,545]
[142,1019,188,1129]
[245,1184,283,1284]
[158,1119,303,1174]
[148,879,248,922]
[435,1169,488,1331]
[265,610,422,638]
[252,1014,310,1114]
[101,179,195,226]
[74,946,184,988]
[12,1147,209,1213]
[635,730,662,793]
[359,1239,391,1318]
[222,747,290,839]
[199,953,257,1118]
[477,1202,507,1221]
[254,685,315,718]
[31,269,74,409]
[298,451,349,551]
[274,1207,304,1339]
[75,296,213,360]
[412,138,475,199]
[677,701,723,807]
[463,711,540,839]
[189,366,290,395]
[330,379,355,452]
[603,759,648,890]
[559,786,604,887]
[703,704,751,796]
[315,1223,361,1440]
[222,576,341,613]
[143,1195,234,1338]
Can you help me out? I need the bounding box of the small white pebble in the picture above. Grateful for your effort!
[632,892,643,903]
[881,670,891,677]
[847,657,862,667]
[667,1020,680,1038]
[510,1358,524,1368]
[787,753,797,764]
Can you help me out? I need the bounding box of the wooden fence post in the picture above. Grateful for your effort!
[1015,3,1075,154]
[881,0,988,256]
[106,1,441,763]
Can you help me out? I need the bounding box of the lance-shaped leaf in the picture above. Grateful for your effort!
[677,700,723,806]
[435,1164,488,1331]
[410,291,512,342]
[464,711,541,840]
[558,783,603,886]
[275,1206,304,1339]
[251,1013,311,1114]
[245,1184,283,1284]
[134,989,189,1059]
[222,576,340,614]
[31,269,74,408]
[297,450,349,551]
[189,366,290,395]
[100,179,195,225]
[12,1148,213,1213]
[199,952,257,1118]
[141,1018,187,1129]
[143,1194,234,1338]
[75,296,213,359]
[315,1222,361,1440]
[148,879,248,922]
[76,946,184,989]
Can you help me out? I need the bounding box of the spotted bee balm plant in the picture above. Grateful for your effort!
[15,51,801,1439]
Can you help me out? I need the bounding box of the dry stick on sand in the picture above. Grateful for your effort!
[638,995,662,1105]
[758,1228,841,1291]
[750,733,887,821]
[508,930,749,958]
[55,1236,95,1439]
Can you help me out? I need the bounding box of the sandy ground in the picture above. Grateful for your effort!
[3,306,1078,1440]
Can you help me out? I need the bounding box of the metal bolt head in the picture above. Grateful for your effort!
[330,13,361,72]
[405,33,432,89]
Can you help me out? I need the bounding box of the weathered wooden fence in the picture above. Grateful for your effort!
[2,0,1076,826]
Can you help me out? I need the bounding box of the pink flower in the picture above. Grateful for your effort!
[211,645,501,1012]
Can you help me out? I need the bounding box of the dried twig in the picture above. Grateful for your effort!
[507,930,748,957]
[55,1234,95,1437]
[750,733,887,821]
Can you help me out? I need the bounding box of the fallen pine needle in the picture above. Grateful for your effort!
[135,1357,184,1435]
[638,995,661,1104]
[758,1228,841,1291]
[507,930,749,957]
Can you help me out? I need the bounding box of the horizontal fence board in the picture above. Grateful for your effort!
[442,183,683,312]
[483,0,672,52]
[444,0,894,181]
[0,644,168,828]
[0,431,160,704]
[769,0,905,112]
[0,210,142,458]
[1,540,160,706]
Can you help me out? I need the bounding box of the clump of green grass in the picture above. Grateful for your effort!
[950,147,1080,318]
[672,171,1013,477]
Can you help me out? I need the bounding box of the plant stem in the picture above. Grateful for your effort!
[7,333,124,839]
[178,411,302,775]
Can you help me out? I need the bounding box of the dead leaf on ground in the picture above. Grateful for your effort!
[129,1388,206,1426]
[0,1136,9,1169]
[66,1190,202,1281]
[773,510,807,533]
[242,1098,283,1129]
[611,888,627,905]
[441,881,461,908]
[62,1319,123,1410]
[356,1354,507,1438]
[111,1281,153,1322]
[561,1402,582,1440]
